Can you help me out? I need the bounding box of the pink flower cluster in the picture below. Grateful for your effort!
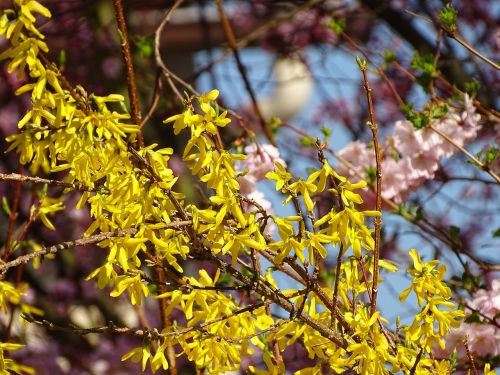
[335,95,482,204]
[437,280,500,359]
[238,144,286,234]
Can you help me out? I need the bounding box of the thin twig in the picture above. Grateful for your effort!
[2,168,22,262]
[140,69,163,128]
[448,32,500,71]
[429,124,500,184]
[214,0,275,145]
[112,0,143,148]
[359,59,382,317]
[0,173,96,192]
[463,338,479,375]
[0,222,192,275]
[154,0,185,101]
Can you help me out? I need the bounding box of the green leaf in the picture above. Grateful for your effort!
[364,166,376,185]
[356,56,367,71]
[464,311,482,323]
[2,196,11,215]
[321,127,331,137]
[464,79,480,97]
[449,225,460,241]
[299,136,314,147]
[492,228,500,238]
[59,50,66,68]
[438,3,458,33]
[135,35,154,58]
[328,18,346,34]
[428,102,448,119]
[411,52,436,76]
[383,50,397,64]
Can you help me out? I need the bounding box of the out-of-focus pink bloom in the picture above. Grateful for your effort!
[467,324,500,357]
[169,155,187,177]
[336,141,375,182]
[469,280,500,319]
[237,174,257,195]
[440,279,500,360]
[407,149,440,183]
[494,122,500,144]
[461,94,481,133]
[243,189,275,236]
[243,143,286,181]
[380,158,410,203]
[336,94,483,206]
[433,117,466,157]
[392,120,441,156]
[245,189,272,213]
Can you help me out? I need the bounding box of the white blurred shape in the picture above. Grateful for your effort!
[258,55,314,121]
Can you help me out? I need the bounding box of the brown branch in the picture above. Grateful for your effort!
[2,167,22,262]
[201,249,348,348]
[0,222,192,276]
[140,69,163,128]
[154,0,186,102]
[463,338,479,375]
[358,59,382,317]
[0,173,96,192]
[112,0,143,148]
[448,32,500,72]
[429,124,500,184]
[214,0,275,145]
[27,301,266,341]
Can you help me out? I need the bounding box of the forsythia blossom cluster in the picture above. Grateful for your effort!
[336,97,481,203]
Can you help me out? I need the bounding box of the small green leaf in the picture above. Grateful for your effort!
[321,127,332,137]
[415,207,424,221]
[383,50,397,64]
[364,166,376,185]
[464,79,480,97]
[464,312,482,324]
[449,225,460,241]
[328,18,346,34]
[299,136,314,147]
[428,102,448,119]
[492,228,500,238]
[59,50,66,68]
[356,56,367,71]
[438,3,457,33]
[2,196,11,215]
[134,35,154,58]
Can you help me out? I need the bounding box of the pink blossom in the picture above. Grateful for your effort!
[243,143,286,181]
[407,149,440,184]
[461,94,481,135]
[494,122,500,144]
[243,189,275,236]
[381,158,411,203]
[440,280,500,360]
[237,174,257,195]
[245,189,273,213]
[392,120,441,156]
[467,323,500,357]
[336,141,375,181]
[469,279,500,320]
[433,116,467,157]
